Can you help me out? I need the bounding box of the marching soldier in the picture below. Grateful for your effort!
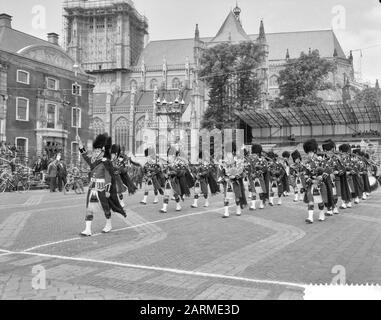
[267,152,286,206]
[160,146,194,213]
[247,144,268,210]
[220,152,247,218]
[290,150,306,202]
[303,139,327,224]
[77,134,124,236]
[141,147,165,205]
[191,152,219,209]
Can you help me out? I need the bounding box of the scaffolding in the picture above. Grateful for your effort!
[63,0,147,23]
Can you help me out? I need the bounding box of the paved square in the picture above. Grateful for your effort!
[1,187,381,300]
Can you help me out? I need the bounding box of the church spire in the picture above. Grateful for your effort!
[286,48,290,60]
[376,79,380,90]
[258,19,266,42]
[348,50,353,63]
[233,1,242,23]
[195,23,200,41]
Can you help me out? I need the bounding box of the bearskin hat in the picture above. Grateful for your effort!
[322,139,336,152]
[144,147,156,158]
[352,149,364,157]
[251,144,262,155]
[111,144,121,157]
[267,151,278,160]
[103,137,113,159]
[93,133,109,150]
[291,150,301,162]
[303,139,318,154]
[282,151,290,159]
[339,144,351,153]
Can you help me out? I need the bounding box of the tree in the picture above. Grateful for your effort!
[271,50,336,108]
[199,42,264,130]
[354,87,381,106]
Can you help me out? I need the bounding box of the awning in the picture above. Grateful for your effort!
[236,103,381,129]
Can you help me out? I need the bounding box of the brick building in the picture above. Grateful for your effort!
[0,13,95,163]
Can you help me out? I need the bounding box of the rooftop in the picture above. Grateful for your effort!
[137,29,347,67]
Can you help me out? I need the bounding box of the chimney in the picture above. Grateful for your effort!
[0,14,12,28]
[47,33,59,45]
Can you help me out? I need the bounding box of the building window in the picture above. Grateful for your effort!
[15,137,28,155]
[72,83,82,96]
[150,79,158,90]
[72,107,81,128]
[47,104,56,129]
[114,117,129,151]
[172,78,181,89]
[17,70,30,85]
[269,75,279,88]
[47,77,59,90]
[16,97,29,121]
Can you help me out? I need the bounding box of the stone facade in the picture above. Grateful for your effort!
[63,1,355,154]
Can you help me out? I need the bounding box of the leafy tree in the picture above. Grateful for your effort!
[199,42,264,129]
[271,50,336,108]
[354,87,381,106]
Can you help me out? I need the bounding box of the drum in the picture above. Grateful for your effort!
[369,176,379,192]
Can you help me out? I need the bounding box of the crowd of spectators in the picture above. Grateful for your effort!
[352,130,381,138]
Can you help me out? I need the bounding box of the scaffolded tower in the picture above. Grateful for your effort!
[62,0,148,75]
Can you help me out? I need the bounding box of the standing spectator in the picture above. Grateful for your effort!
[56,153,67,192]
[41,154,49,183]
[47,158,58,192]
[33,157,43,181]
[72,167,85,194]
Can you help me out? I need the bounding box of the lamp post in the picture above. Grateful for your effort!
[155,90,185,156]
[73,63,81,166]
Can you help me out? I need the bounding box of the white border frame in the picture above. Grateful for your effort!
[15,137,28,155]
[71,107,82,129]
[16,70,30,85]
[46,102,58,129]
[16,97,29,122]
[72,83,82,96]
[46,77,59,91]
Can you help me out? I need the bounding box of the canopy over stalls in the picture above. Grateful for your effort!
[236,103,381,129]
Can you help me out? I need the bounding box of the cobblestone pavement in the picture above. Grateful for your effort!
[1,187,381,300]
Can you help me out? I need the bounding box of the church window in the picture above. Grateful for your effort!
[114,117,129,151]
[172,78,181,89]
[93,118,105,138]
[269,75,279,88]
[150,79,158,90]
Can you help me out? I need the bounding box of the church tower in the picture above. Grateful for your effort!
[63,0,148,92]
[256,20,269,109]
